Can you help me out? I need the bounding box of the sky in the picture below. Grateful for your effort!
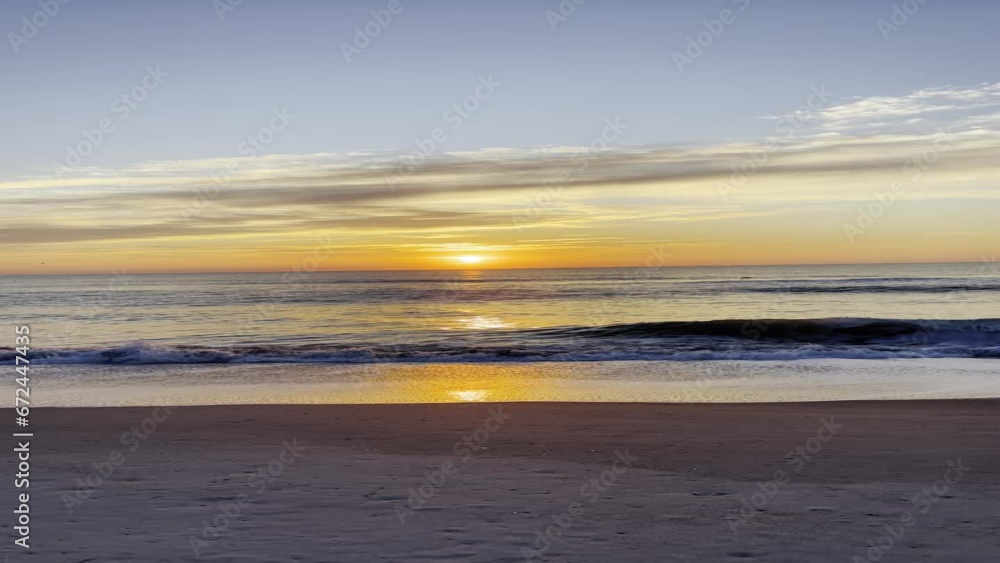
[1,0,998,274]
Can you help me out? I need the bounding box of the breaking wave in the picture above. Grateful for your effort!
[10,318,1000,365]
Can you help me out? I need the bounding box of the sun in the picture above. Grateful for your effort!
[455,255,486,265]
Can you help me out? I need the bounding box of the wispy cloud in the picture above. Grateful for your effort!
[815,82,1000,133]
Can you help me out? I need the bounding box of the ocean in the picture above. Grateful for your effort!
[4,262,1000,405]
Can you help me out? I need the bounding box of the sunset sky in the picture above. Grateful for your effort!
[2,0,998,274]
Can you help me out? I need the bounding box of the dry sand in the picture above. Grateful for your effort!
[8,400,1000,562]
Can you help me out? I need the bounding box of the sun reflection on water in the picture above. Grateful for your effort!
[456,316,512,330]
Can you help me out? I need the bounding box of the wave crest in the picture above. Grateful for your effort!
[8,318,1000,365]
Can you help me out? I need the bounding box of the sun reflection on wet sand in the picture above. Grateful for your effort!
[376,364,552,403]
[32,360,1000,407]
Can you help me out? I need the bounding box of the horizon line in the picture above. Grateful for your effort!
[0,259,994,277]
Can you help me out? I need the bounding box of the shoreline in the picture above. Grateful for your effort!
[24,358,1000,407]
[24,396,1000,406]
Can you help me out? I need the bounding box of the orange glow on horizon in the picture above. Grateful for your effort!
[0,227,995,275]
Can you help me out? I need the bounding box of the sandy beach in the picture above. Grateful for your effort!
[12,400,999,562]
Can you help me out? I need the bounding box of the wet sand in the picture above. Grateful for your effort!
[11,400,1000,561]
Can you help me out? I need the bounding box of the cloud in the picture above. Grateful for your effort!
[3,83,999,250]
[815,82,1000,133]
